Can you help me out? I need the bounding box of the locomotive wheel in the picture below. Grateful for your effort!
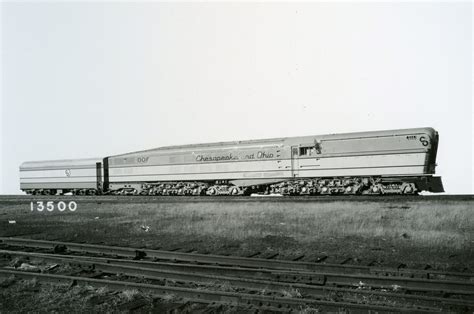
[371,184,384,195]
[402,183,416,195]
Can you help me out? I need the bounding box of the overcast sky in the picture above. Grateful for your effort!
[1,1,472,194]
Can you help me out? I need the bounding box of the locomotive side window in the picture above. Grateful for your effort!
[299,147,316,156]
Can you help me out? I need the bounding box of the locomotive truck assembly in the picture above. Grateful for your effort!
[19,127,444,196]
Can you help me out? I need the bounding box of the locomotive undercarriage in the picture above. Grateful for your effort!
[268,177,417,195]
[24,188,99,196]
[24,176,419,196]
[105,176,418,196]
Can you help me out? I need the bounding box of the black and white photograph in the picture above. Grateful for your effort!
[0,0,473,312]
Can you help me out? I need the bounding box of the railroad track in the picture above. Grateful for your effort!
[1,237,473,312]
[1,250,473,310]
[1,194,473,204]
[0,269,436,313]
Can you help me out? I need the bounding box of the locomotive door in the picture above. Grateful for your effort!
[291,146,299,177]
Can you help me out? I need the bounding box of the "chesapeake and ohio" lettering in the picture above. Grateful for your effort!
[196,151,274,162]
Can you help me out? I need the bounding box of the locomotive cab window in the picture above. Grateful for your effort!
[299,147,316,156]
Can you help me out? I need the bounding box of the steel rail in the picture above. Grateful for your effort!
[1,237,472,283]
[1,244,473,298]
[88,257,474,297]
[0,269,438,313]
[2,249,472,310]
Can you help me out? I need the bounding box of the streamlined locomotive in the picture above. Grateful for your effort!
[20,127,444,196]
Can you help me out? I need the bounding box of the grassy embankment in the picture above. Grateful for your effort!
[1,199,472,268]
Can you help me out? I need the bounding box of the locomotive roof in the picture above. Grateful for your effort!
[20,157,102,169]
[111,127,436,157]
